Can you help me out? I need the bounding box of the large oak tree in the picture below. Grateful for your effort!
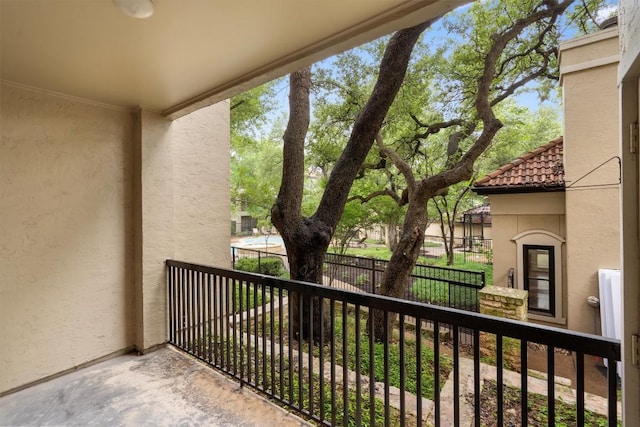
[270,0,605,341]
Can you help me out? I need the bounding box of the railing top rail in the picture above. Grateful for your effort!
[167,259,620,360]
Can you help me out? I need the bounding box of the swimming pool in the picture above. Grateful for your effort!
[232,235,284,249]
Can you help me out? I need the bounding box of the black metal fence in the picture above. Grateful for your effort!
[422,235,493,264]
[167,259,621,427]
[232,247,485,312]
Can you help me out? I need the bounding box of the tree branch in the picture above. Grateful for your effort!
[271,67,311,228]
[375,134,416,189]
[314,20,436,225]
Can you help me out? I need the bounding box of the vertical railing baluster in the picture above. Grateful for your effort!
[200,271,206,359]
[232,277,237,376]
[246,280,252,382]
[453,326,460,427]
[474,330,480,427]
[434,320,440,427]
[521,339,528,427]
[384,310,390,427]
[261,282,267,391]
[279,285,284,400]
[309,295,315,419]
[355,304,361,427]
[369,307,376,427]
[342,301,348,427]
[607,356,617,426]
[330,299,337,427]
[270,284,276,397]
[497,334,503,427]
[576,351,585,426]
[207,273,212,364]
[239,279,244,381]
[225,276,231,370]
[288,290,294,407]
[416,317,423,427]
[254,281,259,385]
[189,270,198,356]
[547,345,555,427]
[167,265,173,343]
[319,297,326,425]
[298,293,303,411]
[399,314,406,427]
[181,267,187,349]
[212,274,218,366]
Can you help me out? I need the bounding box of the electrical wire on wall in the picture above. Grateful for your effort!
[564,156,621,191]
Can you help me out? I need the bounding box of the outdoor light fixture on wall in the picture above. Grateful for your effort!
[113,0,154,19]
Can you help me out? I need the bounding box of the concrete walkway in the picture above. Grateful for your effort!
[0,347,309,427]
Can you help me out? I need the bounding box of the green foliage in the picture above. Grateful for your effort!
[422,254,494,286]
[232,283,268,314]
[480,380,621,427]
[344,246,393,260]
[355,274,369,286]
[235,257,286,277]
[410,279,479,308]
[332,312,453,398]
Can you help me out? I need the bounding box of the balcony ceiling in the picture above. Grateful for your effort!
[0,0,466,119]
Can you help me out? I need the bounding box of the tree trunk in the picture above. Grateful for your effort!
[282,227,331,343]
[385,221,399,251]
[272,22,432,344]
[369,199,429,341]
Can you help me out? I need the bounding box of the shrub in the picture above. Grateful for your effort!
[355,273,369,286]
[235,257,286,277]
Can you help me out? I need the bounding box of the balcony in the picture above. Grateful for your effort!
[167,259,621,426]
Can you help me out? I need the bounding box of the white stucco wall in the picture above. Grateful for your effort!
[0,83,134,393]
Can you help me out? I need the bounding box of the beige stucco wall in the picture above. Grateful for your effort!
[0,83,231,394]
[560,29,620,334]
[132,105,231,351]
[487,193,566,317]
[0,83,134,392]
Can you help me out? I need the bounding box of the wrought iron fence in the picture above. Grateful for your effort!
[167,259,621,427]
[231,247,485,312]
[422,235,493,264]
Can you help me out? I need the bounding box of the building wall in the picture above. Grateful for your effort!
[0,83,231,394]
[560,29,620,333]
[488,192,566,326]
[0,83,134,393]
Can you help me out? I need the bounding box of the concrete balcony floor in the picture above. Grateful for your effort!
[0,346,310,426]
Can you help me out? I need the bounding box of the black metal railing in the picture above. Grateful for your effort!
[231,247,485,312]
[423,235,493,264]
[167,260,621,427]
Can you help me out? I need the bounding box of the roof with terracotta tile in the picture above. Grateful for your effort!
[473,137,564,194]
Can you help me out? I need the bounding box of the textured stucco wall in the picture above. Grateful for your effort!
[133,104,230,352]
[487,192,565,301]
[173,104,230,267]
[619,0,640,79]
[561,31,620,334]
[1,84,231,394]
[0,83,134,393]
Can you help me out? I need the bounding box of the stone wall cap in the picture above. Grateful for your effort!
[479,285,528,300]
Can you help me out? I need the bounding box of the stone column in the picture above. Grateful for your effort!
[479,286,528,370]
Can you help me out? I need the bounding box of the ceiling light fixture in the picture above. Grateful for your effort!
[113,0,154,19]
